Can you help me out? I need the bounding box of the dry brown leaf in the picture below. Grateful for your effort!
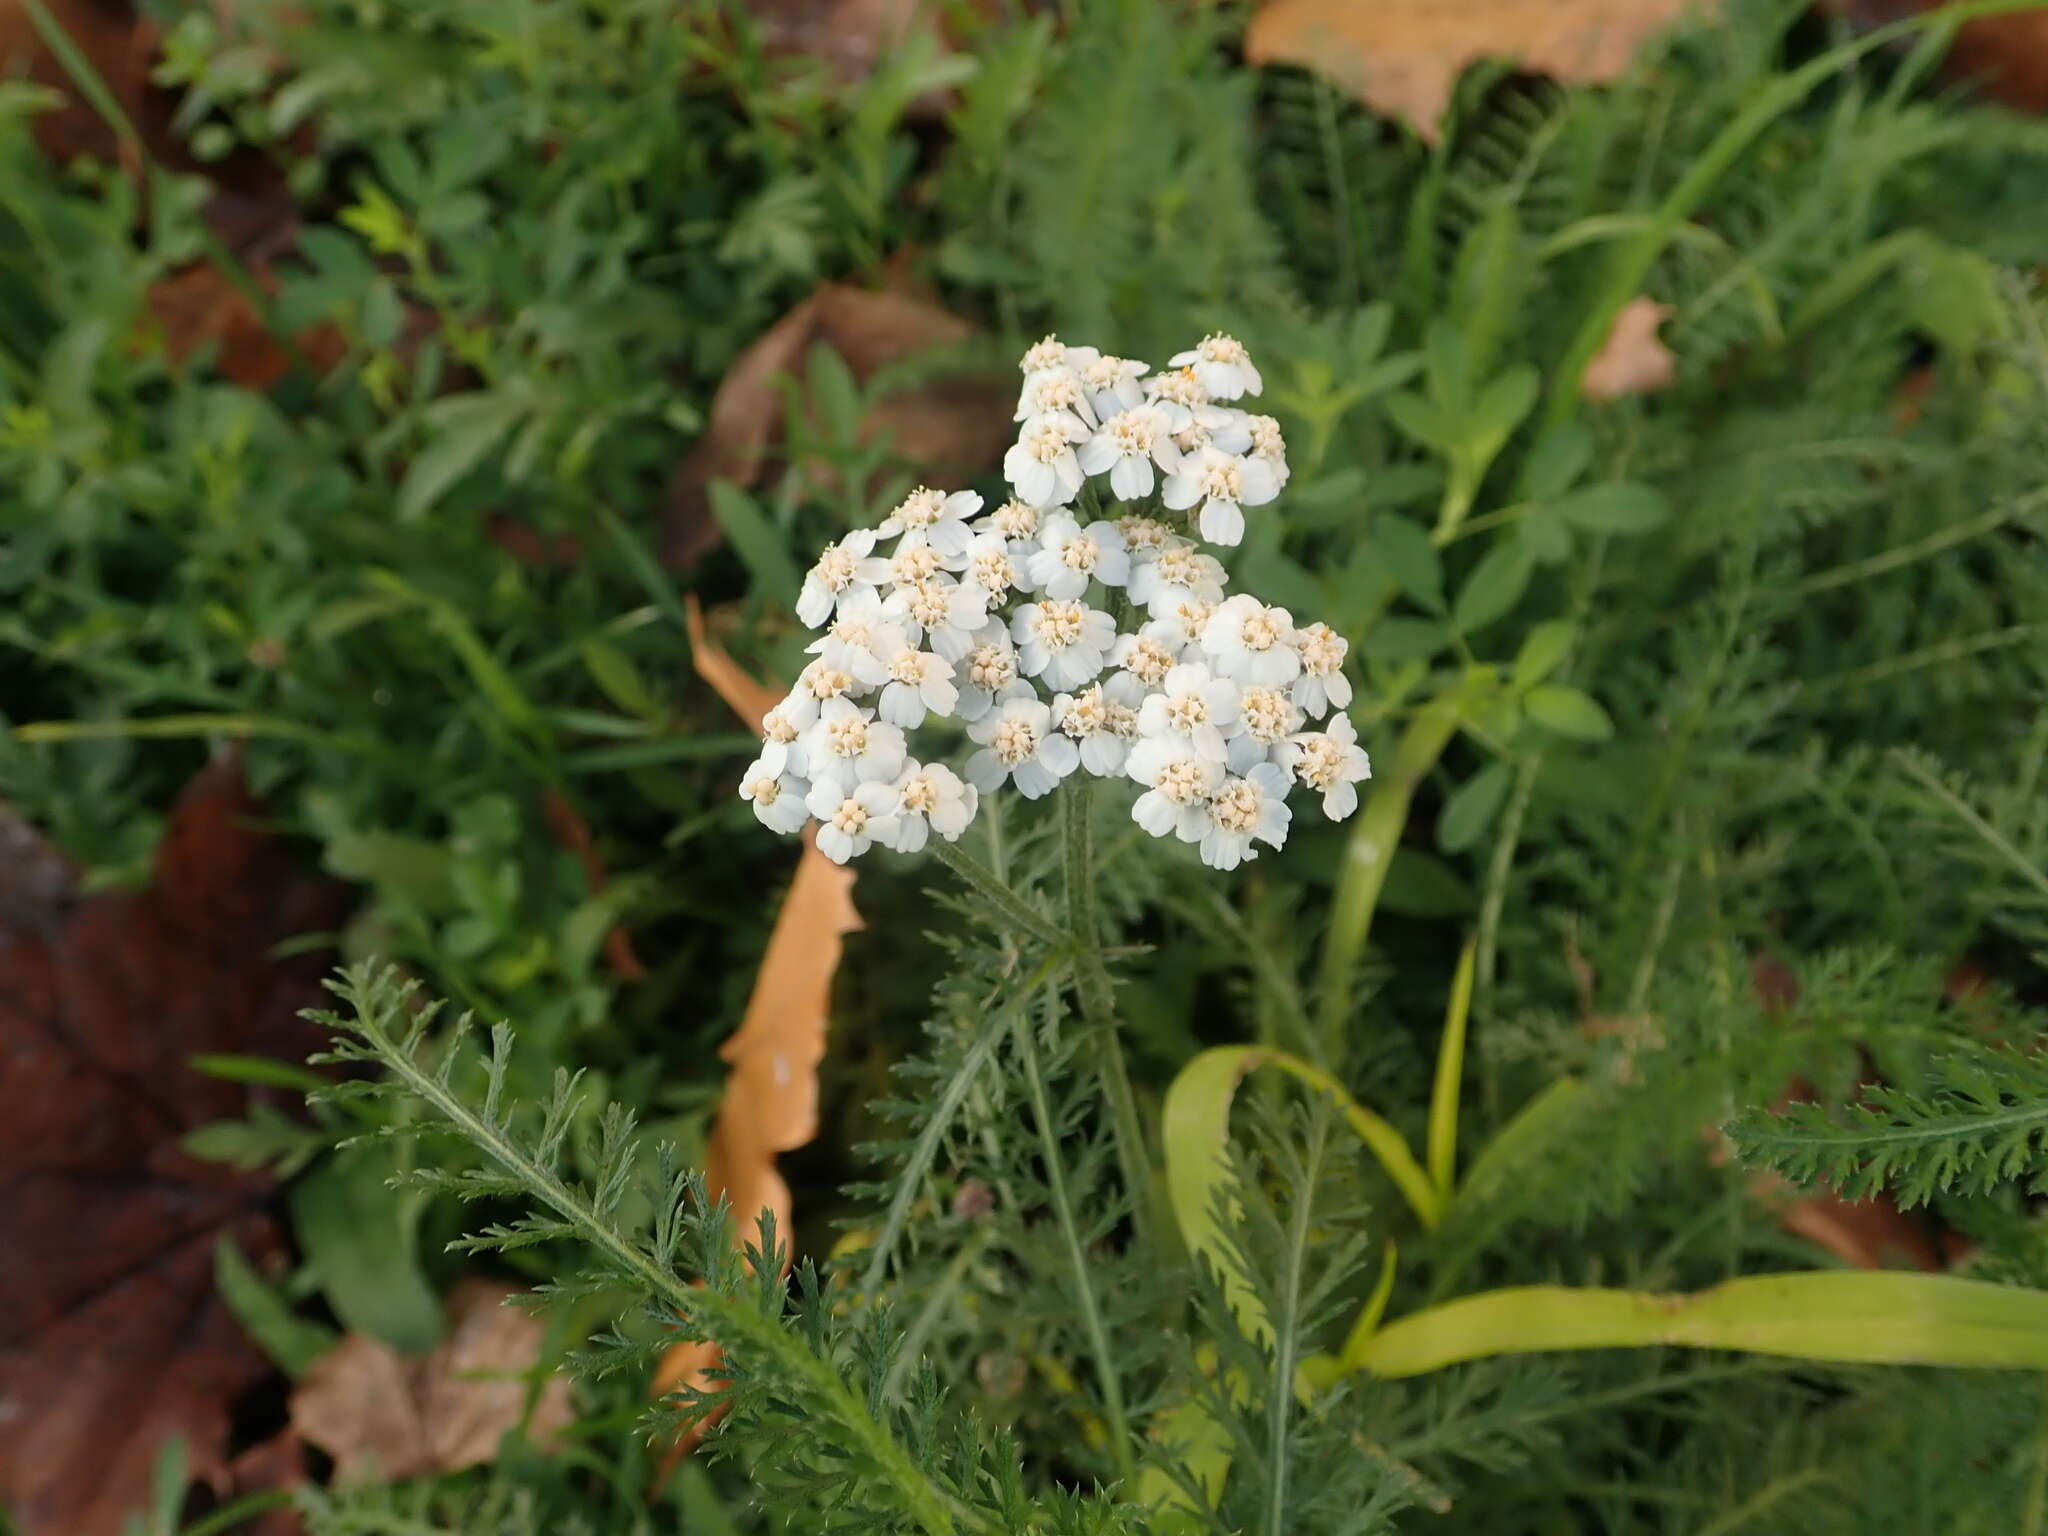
[663,281,1011,568]
[650,607,861,1455]
[1829,1,2048,114]
[1244,0,1712,143]
[1580,296,1677,402]
[290,1281,575,1485]
[145,252,349,392]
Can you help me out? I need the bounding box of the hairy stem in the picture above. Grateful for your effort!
[1061,778,1153,1242]
[929,835,1069,949]
[1014,991,1138,1487]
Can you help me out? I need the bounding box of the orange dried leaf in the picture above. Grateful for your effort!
[654,613,861,1448]
[1581,297,1677,402]
[1244,0,1713,143]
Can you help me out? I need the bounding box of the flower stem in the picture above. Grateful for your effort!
[928,835,1068,950]
[1060,777,1152,1243]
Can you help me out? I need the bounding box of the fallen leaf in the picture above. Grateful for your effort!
[0,799,76,940]
[0,758,352,1536]
[1828,1,2048,114]
[663,280,1011,568]
[1244,0,1712,143]
[290,1280,575,1484]
[1580,296,1677,402]
[0,0,174,171]
[743,0,949,92]
[145,246,349,392]
[652,604,861,1455]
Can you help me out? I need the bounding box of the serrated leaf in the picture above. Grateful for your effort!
[1524,684,1613,741]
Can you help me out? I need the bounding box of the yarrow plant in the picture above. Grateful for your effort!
[737,335,1369,869]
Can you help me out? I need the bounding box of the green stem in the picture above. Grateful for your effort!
[1061,778,1153,1244]
[928,835,1069,949]
[1315,694,1465,1049]
[1014,991,1138,1487]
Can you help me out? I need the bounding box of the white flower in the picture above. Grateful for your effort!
[1135,662,1240,764]
[805,591,903,686]
[1291,621,1351,715]
[962,529,1031,604]
[885,760,978,852]
[806,779,901,864]
[758,701,810,777]
[1027,514,1131,600]
[1248,413,1289,491]
[965,683,1080,799]
[1078,354,1149,417]
[1005,415,1089,508]
[796,528,890,628]
[738,757,811,835]
[884,575,989,661]
[1198,763,1292,870]
[1076,406,1183,501]
[1015,366,1098,433]
[955,626,1022,721]
[1170,333,1263,401]
[886,539,954,589]
[1201,595,1301,687]
[1019,335,1100,376]
[1282,712,1371,820]
[1162,445,1280,546]
[1126,737,1223,843]
[1110,623,1183,689]
[802,696,907,790]
[1158,598,1219,659]
[879,486,983,559]
[989,496,1044,544]
[781,662,861,732]
[1053,673,1145,776]
[1143,366,1210,431]
[1226,684,1303,773]
[876,642,959,728]
[1011,598,1116,691]
[1117,514,1173,557]
[1128,540,1226,620]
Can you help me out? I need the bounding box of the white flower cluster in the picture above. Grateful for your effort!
[737,333,1371,869]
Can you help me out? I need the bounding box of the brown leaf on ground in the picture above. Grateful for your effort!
[0,800,77,939]
[1829,1,2048,114]
[1581,296,1677,402]
[0,0,173,170]
[0,759,352,1536]
[744,0,955,96]
[1244,0,1712,143]
[651,611,861,1458]
[290,1280,575,1484]
[663,281,1011,568]
[145,248,349,392]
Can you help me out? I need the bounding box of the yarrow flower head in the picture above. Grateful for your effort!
[732,329,1367,868]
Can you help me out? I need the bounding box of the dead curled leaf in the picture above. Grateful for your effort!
[651,602,862,1450]
[1580,296,1676,402]
[1244,0,1713,143]
[663,281,1012,568]
[0,759,352,1536]
[290,1280,576,1484]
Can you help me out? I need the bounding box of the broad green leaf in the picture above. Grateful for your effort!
[1452,542,1532,633]
[1378,849,1476,917]
[1349,1273,2048,1379]
[1362,617,1450,664]
[1518,507,1573,563]
[214,1235,338,1378]
[396,392,527,520]
[1437,759,1512,853]
[292,1144,444,1354]
[1552,482,1670,534]
[1525,684,1614,741]
[1423,318,1469,408]
[1382,390,1452,451]
[1512,621,1576,690]
[580,638,662,720]
[1520,422,1594,500]
[1454,1077,1588,1215]
[708,480,804,602]
[1369,514,1445,613]
[1448,203,1527,381]
[1164,1047,1440,1345]
[1462,364,1539,464]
